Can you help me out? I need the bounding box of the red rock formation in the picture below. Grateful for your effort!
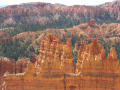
[1,37,120,90]
[101,0,120,20]
[107,48,118,61]
[0,57,15,88]
[0,57,32,90]
[76,39,120,75]
[90,39,102,55]
[36,34,74,74]
[0,0,119,26]
[61,39,74,73]
[16,58,31,73]
[0,57,15,77]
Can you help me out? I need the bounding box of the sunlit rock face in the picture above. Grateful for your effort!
[16,58,31,73]
[0,57,15,88]
[0,57,31,77]
[1,36,120,90]
[0,57,32,89]
[0,57,15,76]
[35,34,74,74]
[76,39,120,74]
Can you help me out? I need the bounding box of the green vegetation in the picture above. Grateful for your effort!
[0,39,31,61]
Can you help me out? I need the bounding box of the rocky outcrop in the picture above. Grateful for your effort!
[76,39,120,74]
[101,0,120,21]
[0,57,31,89]
[0,0,120,27]
[0,57,15,77]
[16,58,31,73]
[35,34,74,74]
[2,36,120,90]
[0,57,15,88]
[0,57,31,76]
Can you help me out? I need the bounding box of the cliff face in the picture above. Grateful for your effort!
[76,39,120,74]
[35,34,74,74]
[0,57,15,88]
[0,57,31,87]
[0,0,120,27]
[1,36,120,90]
[0,57,15,77]
[16,58,31,73]
[101,0,120,21]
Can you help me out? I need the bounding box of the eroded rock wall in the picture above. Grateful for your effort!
[1,36,120,90]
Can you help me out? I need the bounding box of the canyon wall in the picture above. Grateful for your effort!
[1,35,120,90]
[0,57,31,90]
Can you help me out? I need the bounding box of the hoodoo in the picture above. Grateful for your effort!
[1,35,120,90]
